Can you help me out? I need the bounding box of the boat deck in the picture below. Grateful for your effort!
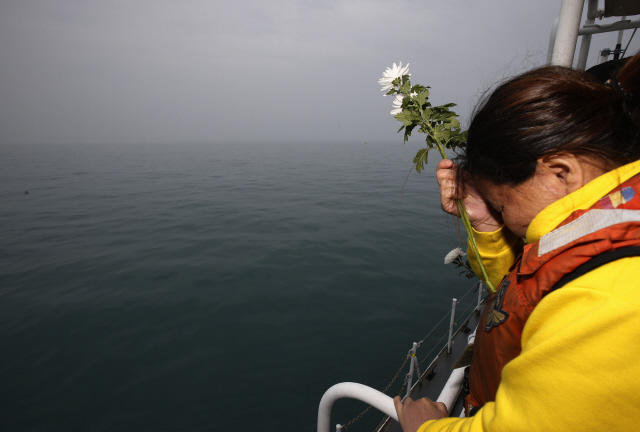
[380,304,483,431]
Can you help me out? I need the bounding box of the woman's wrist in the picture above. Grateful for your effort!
[472,218,503,233]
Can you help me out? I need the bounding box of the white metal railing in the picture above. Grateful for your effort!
[317,366,468,432]
[435,367,466,415]
[549,0,640,69]
[317,281,485,432]
[317,383,398,432]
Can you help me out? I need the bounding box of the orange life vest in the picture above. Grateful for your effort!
[465,174,640,414]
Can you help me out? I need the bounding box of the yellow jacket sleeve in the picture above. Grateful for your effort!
[417,256,640,432]
[466,226,523,289]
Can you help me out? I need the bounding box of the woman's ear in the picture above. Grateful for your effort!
[535,153,585,195]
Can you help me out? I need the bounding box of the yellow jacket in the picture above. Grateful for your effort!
[419,160,640,432]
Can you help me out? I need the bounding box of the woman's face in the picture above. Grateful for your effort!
[475,171,566,239]
[474,153,611,239]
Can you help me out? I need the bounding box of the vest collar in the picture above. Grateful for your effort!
[525,159,640,244]
[519,178,640,276]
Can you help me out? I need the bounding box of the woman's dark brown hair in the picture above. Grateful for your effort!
[458,50,640,185]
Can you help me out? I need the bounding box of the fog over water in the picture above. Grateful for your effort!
[1,1,638,146]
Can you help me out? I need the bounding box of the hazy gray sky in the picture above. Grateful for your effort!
[1,1,638,145]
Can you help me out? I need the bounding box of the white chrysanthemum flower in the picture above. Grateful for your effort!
[444,247,466,264]
[390,92,418,115]
[390,94,404,115]
[379,62,411,93]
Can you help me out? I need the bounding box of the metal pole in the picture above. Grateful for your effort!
[576,0,599,70]
[547,17,560,65]
[477,282,483,312]
[447,298,457,354]
[406,343,417,395]
[614,17,626,60]
[551,0,585,67]
[578,19,640,35]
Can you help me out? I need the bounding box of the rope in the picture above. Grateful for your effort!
[415,310,451,348]
[622,28,637,58]
[340,282,482,432]
[456,280,480,304]
[457,295,482,324]
[418,287,485,368]
[418,327,452,368]
[415,281,478,349]
[340,354,411,430]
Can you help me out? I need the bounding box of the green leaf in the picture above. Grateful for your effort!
[426,135,435,147]
[444,117,460,129]
[411,84,430,94]
[414,90,430,106]
[405,124,417,139]
[399,80,411,95]
[413,148,429,173]
[394,111,422,124]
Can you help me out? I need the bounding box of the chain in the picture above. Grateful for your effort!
[339,282,482,432]
[374,412,394,432]
[340,354,411,430]
[366,370,412,432]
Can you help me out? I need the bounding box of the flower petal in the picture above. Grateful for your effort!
[444,247,466,264]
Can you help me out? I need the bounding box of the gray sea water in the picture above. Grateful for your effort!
[0,141,475,432]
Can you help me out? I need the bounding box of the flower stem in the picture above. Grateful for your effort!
[456,200,496,293]
[432,138,496,293]
[413,99,496,292]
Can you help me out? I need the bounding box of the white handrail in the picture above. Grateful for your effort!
[317,383,398,432]
[435,367,466,414]
[318,286,483,431]
[317,368,468,432]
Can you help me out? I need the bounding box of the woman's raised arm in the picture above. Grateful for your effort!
[436,159,502,232]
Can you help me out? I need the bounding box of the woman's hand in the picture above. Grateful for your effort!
[436,159,502,232]
[394,396,448,432]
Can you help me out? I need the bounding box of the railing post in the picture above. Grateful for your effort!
[476,282,483,312]
[447,298,457,354]
[413,343,421,382]
[405,342,422,398]
[406,344,415,395]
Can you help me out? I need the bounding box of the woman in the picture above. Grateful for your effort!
[394,51,640,431]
